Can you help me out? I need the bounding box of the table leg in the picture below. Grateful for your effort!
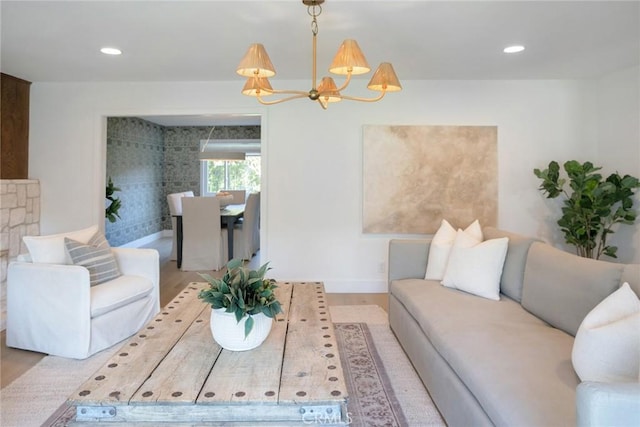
[176,216,183,269]
[224,218,235,260]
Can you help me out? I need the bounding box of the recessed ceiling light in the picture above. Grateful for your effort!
[503,45,525,54]
[100,47,122,55]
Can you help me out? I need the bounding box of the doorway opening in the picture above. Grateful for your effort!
[104,114,263,249]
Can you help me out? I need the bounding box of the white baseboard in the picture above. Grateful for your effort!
[118,231,169,248]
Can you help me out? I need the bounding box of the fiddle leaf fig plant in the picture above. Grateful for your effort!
[105,177,122,223]
[534,160,639,260]
[198,259,282,338]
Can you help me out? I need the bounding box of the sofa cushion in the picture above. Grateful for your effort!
[390,278,577,426]
[521,242,625,336]
[65,232,122,286]
[90,275,154,318]
[23,225,99,265]
[572,283,640,383]
[483,227,541,302]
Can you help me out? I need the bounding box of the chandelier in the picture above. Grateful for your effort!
[236,0,402,110]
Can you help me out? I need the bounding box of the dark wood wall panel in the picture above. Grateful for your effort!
[1,73,31,179]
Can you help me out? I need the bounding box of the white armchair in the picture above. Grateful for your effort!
[7,246,160,359]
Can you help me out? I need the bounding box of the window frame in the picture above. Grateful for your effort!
[200,154,261,197]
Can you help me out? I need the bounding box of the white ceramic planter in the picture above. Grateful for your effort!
[210,308,273,351]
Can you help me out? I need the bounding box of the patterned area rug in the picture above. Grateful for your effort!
[335,322,407,426]
[2,305,444,426]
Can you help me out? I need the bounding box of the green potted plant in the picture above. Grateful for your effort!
[198,259,283,351]
[105,177,122,223]
[534,160,639,259]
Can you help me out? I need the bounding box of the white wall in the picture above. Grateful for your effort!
[596,66,640,263]
[29,78,602,292]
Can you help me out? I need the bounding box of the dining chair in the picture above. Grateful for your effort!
[167,191,194,260]
[233,192,260,260]
[221,189,246,205]
[181,196,229,271]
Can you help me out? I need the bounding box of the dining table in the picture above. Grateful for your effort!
[173,204,245,269]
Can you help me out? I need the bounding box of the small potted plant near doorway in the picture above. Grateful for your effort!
[198,259,283,351]
[105,177,122,223]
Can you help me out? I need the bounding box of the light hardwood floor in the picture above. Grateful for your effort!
[1,237,388,388]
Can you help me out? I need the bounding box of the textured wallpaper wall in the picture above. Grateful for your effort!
[106,117,165,246]
[106,117,260,246]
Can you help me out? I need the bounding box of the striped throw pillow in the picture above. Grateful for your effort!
[65,232,121,286]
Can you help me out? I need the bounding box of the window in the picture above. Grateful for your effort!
[200,155,261,196]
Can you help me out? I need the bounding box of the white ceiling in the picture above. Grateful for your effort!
[2,1,638,127]
[2,0,639,84]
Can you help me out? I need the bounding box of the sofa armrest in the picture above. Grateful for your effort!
[112,247,160,312]
[388,238,432,284]
[112,247,158,278]
[576,381,640,427]
[7,262,93,355]
[8,262,92,315]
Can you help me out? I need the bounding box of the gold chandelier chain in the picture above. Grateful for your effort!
[308,4,321,36]
[309,3,321,92]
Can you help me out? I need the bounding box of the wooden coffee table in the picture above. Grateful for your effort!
[68,281,348,425]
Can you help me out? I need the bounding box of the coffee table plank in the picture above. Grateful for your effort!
[131,305,222,404]
[69,283,209,405]
[279,282,348,404]
[197,282,293,405]
[287,281,328,324]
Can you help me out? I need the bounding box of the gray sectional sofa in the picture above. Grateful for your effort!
[388,227,640,427]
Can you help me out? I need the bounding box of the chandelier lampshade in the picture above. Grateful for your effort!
[237,44,276,78]
[367,62,402,92]
[241,77,274,97]
[236,0,401,109]
[328,39,371,75]
[317,77,342,108]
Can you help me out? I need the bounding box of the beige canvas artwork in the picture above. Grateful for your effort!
[362,125,498,234]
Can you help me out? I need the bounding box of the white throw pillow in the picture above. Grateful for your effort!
[23,225,99,264]
[572,283,640,383]
[441,232,509,301]
[425,219,483,280]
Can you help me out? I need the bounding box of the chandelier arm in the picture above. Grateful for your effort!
[330,72,353,93]
[337,91,387,103]
[255,93,309,105]
[261,88,309,96]
[250,76,307,96]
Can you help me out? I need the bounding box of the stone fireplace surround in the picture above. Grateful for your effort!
[0,179,40,330]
